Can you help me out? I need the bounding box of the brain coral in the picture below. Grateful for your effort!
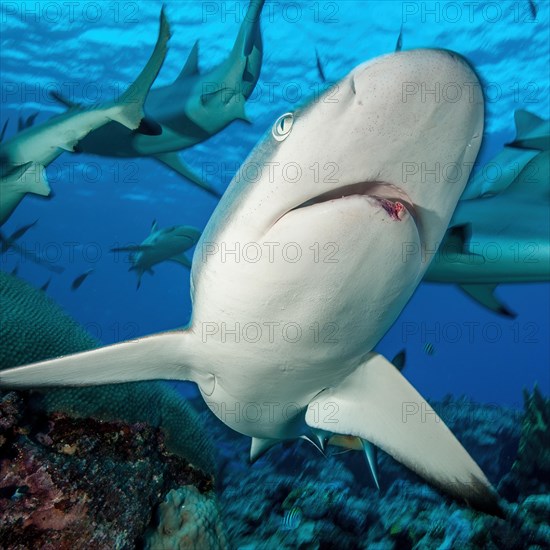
[0,271,216,475]
[145,486,229,550]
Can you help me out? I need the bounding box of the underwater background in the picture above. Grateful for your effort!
[0,0,549,548]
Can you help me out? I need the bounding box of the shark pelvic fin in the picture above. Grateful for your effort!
[17,162,51,197]
[0,330,204,390]
[305,352,503,516]
[361,439,380,490]
[459,283,516,318]
[153,152,222,197]
[176,40,200,81]
[250,437,280,463]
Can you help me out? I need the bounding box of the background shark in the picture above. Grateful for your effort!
[111,221,201,288]
[0,10,171,227]
[0,49,502,514]
[52,0,266,197]
[425,111,550,316]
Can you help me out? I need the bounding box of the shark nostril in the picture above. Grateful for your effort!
[351,76,357,95]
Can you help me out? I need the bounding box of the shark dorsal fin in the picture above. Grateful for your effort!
[175,40,199,82]
[514,110,544,140]
[151,220,159,233]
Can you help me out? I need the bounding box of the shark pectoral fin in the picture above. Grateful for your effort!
[18,163,51,197]
[0,331,197,389]
[459,283,516,318]
[153,152,222,198]
[305,353,503,516]
[169,255,192,269]
[250,437,281,463]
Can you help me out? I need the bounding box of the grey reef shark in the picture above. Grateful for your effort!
[0,49,503,515]
[111,221,202,288]
[0,9,171,228]
[425,110,550,317]
[51,0,266,198]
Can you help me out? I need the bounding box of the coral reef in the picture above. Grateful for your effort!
[145,486,229,550]
[512,386,550,495]
[0,271,226,547]
[0,390,215,549]
[0,271,216,475]
[191,392,550,549]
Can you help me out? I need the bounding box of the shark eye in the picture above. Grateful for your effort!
[272,113,294,141]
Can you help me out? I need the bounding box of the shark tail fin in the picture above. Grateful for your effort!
[305,353,503,516]
[0,330,213,394]
[459,283,516,318]
[111,8,171,130]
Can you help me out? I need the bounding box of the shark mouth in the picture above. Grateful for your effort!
[289,181,418,223]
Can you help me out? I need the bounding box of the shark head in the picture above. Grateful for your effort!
[193,49,484,362]
[211,49,483,250]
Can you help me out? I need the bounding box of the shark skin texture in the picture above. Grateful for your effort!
[53,0,266,198]
[111,221,202,288]
[0,9,171,227]
[425,110,550,317]
[0,49,504,515]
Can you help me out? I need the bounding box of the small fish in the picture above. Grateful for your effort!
[315,48,326,82]
[395,23,403,52]
[1,219,39,253]
[0,119,8,142]
[424,343,435,356]
[40,278,51,292]
[281,506,303,531]
[71,269,94,291]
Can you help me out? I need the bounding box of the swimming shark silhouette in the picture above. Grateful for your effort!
[461,110,548,200]
[0,219,64,273]
[0,49,501,514]
[111,221,201,288]
[0,10,171,227]
[52,0,266,198]
[425,150,550,317]
[425,111,550,316]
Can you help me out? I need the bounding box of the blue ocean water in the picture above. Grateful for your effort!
[0,0,548,418]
